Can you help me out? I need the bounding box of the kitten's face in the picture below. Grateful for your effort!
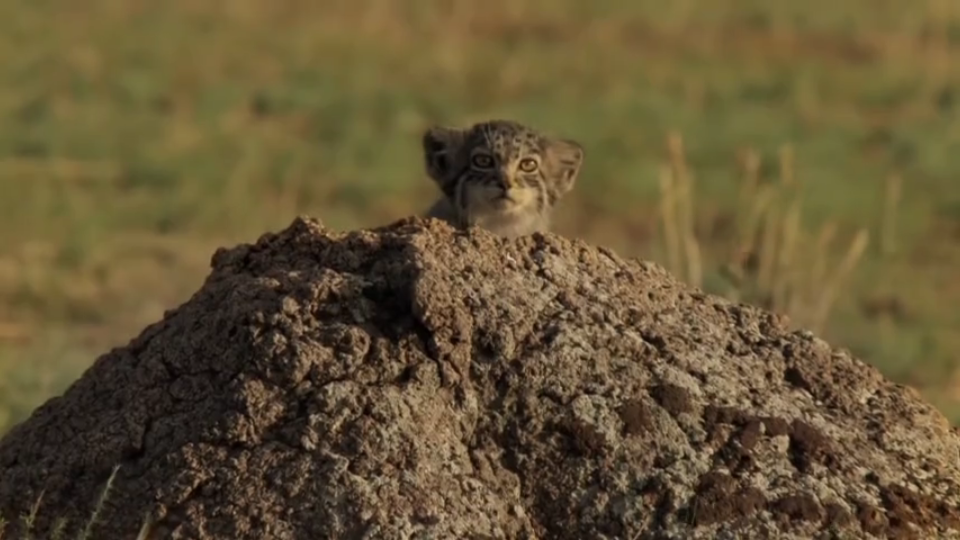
[457,122,545,216]
[422,120,584,221]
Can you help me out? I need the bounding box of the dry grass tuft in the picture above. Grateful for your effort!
[660,135,876,333]
[0,464,156,540]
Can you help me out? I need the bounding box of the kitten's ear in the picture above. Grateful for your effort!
[546,138,585,197]
[422,126,466,183]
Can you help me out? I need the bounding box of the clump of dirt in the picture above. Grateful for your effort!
[1,216,959,539]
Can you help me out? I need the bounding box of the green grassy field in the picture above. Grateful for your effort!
[1,0,960,434]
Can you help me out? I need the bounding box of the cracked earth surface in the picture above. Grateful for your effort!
[1,216,959,539]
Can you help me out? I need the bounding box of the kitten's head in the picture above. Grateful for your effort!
[422,119,584,220]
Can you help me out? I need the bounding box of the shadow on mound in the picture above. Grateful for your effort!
[1,217,959,539]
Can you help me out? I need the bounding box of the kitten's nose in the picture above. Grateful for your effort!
[494,173,511,191]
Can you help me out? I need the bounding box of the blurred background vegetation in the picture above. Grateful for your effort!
[1,0,959,433]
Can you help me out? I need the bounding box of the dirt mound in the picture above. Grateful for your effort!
[1,217,959,539]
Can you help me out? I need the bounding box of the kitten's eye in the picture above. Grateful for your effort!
[518,158,539,172]
[471,154,494,168]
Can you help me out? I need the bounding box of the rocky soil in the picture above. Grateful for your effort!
[1,216,959,539]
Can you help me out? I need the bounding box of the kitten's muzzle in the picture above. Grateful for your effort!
[491,183,515,202]
[490,173,514,194]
